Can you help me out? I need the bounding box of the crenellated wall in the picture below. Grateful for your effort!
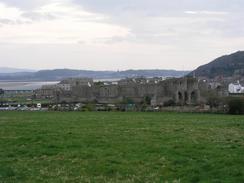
[36,77,200,106]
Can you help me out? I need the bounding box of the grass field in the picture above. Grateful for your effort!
[0,112,244,183]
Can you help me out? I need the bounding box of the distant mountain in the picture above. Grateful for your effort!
[0,67,35,74]
[189,51,244,78]
[0,69,190,81]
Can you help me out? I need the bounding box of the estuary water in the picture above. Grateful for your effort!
[0,79,120,90]
[0,81,59,90]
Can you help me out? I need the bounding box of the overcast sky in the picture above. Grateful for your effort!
[0,0,243,71]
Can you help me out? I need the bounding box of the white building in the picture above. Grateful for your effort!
[228,82,244,94]
[57,84,71,91]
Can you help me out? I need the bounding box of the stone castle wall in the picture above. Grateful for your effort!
[35,77,200,106]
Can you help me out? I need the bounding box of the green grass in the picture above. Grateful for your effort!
[0,112,244,183]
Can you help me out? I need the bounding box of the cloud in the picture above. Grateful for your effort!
[0,0,244,70]
[0,18,15,24]
[21,12,57,21]
[0,2,22,19]
[184,10,229,15]
[0,1,130,44]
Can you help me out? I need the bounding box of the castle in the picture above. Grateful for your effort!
[35,77,200,106]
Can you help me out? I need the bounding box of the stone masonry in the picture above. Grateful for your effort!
[35,77,200,106]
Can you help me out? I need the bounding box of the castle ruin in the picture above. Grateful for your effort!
[35,77,200,106]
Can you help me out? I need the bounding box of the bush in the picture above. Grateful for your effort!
[227,97,244,115]
[84,103,96,111]
[207,94,223,108]
[0,88,4,95]
[121,98,134,105]
[164,99,176,107]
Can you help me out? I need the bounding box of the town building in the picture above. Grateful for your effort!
[228,81,244,94]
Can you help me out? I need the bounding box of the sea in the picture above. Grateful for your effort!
[0,79,121,90]
[0,81,59,90]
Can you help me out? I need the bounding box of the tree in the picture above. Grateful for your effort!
[227,97,244,115]
[0,89,4,95]
[144,96,151,105]
[206,90,223,109]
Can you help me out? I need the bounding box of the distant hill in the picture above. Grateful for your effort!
[0,69,190,81]
[0,69,189,81]
[189,51,244,78]
[0,67,35,74]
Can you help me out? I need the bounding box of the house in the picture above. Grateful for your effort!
[228,81,244,94]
